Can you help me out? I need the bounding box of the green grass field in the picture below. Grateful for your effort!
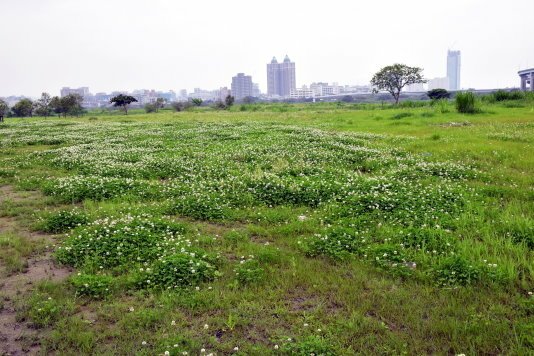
[0,99,533,355]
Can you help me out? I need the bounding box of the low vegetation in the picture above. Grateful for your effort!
[0,98,532,354]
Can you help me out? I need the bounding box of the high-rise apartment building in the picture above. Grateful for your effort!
[447,50,461,91]
[231,73,253,101]
[267,55,296,97]
[60,87,90,97]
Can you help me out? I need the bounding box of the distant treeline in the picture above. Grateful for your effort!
[1,89,532,120]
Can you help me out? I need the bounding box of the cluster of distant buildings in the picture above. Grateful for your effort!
[56,55,375,107]
[233,55,372,100]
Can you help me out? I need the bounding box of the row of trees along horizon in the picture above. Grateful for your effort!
[0,63,525,121]
[0,92,236,120]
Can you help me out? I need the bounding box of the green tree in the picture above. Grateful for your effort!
[371,64,426,104]
[213,100,226,110]
[62,93,84,117]
[34,92,53,117]
[11,98,34,117]
[154,98,166,112]
[224,95,235,108]
[191,98,203,107]
[110,94,138,115]
[49,94,84,117]
[144,103,157,113]
[49,96,64,117]
[0,99,8,122]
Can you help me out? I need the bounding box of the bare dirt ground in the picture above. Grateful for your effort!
[0,185,71,355]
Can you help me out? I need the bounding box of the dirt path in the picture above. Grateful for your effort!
[0,185,72,355]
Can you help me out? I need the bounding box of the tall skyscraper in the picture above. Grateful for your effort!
[267,55,296,97]
[447,50,461,91]
[231,73,253,101]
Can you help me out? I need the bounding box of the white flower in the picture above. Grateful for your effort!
[233,346,239,351]
[303,323,309,327]
[129,307,135,312]
[171,320,176,325]
[141,341,147,346]
[274,344,279,350]
[298,215,307,221]
[200,349,206,353]
[203,324,209,329]
[164,351,170,356]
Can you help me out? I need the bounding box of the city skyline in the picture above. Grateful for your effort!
[1,0,533,97]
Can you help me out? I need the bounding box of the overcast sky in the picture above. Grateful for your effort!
[1,0,533,97]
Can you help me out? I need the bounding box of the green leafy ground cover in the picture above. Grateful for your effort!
[0,100,532,354]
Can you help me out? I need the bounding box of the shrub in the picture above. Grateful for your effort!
[427,88,451,100]
[234,257,264,285]
[71,274,113,298]
[171,101,192,112]
[455,92,479,114]
[433,256,481,286]
[42,176,154,202]
[136,251,217,289]
[281,335,336,355]
[40,209,89,233]
[390,112,414,120]
[303,226,366,260]
[212,100,227,110]
[492,90,524,102]
[168,193,229,220]
[28,294,63,328]
[55,215,187,268]
[432,99,451,113]
[144,103,157,113]
[398,100,426,108]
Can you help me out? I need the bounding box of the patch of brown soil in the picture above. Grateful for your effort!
[0,185,72,355]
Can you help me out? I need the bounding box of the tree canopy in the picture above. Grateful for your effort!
[224,95,235,107]
[110,94,138,115]
[49,94,84,117]
[11,98,33,117]
[371,64,426,104]
[0,99,8,122]
[34,92,53,117]
[191,98,203,107]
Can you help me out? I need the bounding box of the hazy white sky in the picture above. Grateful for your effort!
[1,0,533,97]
